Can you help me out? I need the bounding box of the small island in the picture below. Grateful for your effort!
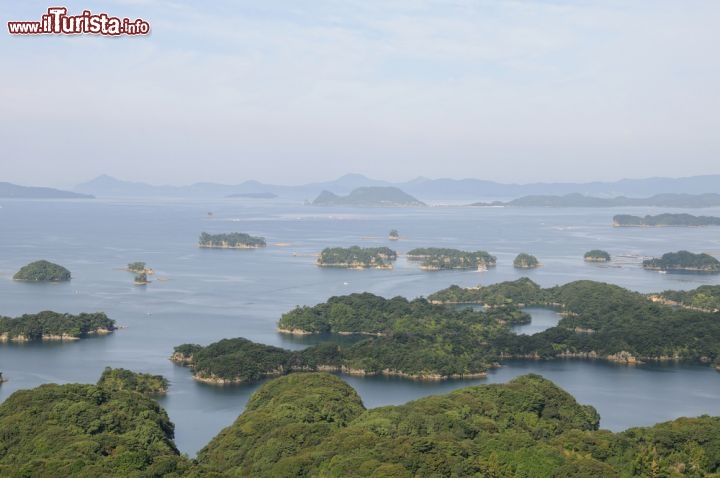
[406,247,496,271]
[198,232,266,249]
[134,272,150,285]
[513,253,539,269]
[317,246,397,269]
[613,213,720,227]
[388,229,399,241]
[13,260,71,282]
[642,250,720,273]
[312,187,426,207]
[0,311,116,342]
[584,250,611,262]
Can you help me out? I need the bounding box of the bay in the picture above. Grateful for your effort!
[1,198,719,455]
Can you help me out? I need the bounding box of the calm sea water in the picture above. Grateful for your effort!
[1,198,719,455]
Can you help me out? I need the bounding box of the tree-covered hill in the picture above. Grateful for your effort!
[4,371,720,477]
[13,260,71,282]
[0,372,190,478]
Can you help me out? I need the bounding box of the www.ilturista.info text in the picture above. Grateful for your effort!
[8,7,150,36]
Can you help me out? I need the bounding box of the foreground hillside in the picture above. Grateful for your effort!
[3,371,720,477]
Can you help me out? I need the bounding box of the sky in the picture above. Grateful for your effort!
[1,0,719,188]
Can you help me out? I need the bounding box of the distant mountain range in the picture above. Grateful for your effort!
[312,187,426,207]
[73,173,720,201]
[0,182,92,199]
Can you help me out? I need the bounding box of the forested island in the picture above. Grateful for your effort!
[5,370,720,477]
[513,253,539,269]
[584,249,611,262]
[173,293,530,383]
[312,186,426,207]
[406,247,497,270]
[613,213,720,227]
[198,232,266,249]
[0,311,116,342]
[471,192,720,208]
[388,229,399,240]
[429,278,720,365]
[13,260,71,282]
[642,250,720,273]
[317,246,397,269]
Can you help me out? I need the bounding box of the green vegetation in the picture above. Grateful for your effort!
[613,213,720,227]
[428,277,547,306]
[643,250,720,273]
[97,367,169,395]
[0,371,189,478]
[513,253,539,269]
[388,229,399,240]
[312,187,426,207]
[655,285,720,312]
[584,249,611,262]
[191,372,720,478]
[432,278,720,364]
[198,232,266,249]
[13,260,71,282]
[472,192,720,208]
[5,371,720,477]
[406,247,497,270]
[317,246,397,269]
[0,311,115,341]
[175,294,530,383]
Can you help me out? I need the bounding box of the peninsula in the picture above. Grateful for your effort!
[317,246,397,269]
[584,250,611,262]
[13,260,71,282]
[0,311,116,342]
[653,285,720,313]
[406,247,496,270]
[0,181,93,199]
[642,250,720,273]
[198,232,266,249]
[312,186,426,207]
[430,278,720,365]
[513,253,539,269]
[613,213,720,227]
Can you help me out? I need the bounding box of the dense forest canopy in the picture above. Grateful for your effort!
[198,232,266,248]
[643,250,720,273]
[175,294,530,382]
[406,247,497,270]
[0,311,115,341]
[317,246,397,268]
[0,371,189,478]
[12,260,71,282]
[4,370,720,477]
[431,279,720,364]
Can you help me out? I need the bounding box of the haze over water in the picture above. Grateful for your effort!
[1,198,719,455]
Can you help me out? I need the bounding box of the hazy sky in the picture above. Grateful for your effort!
[2,0,719,188]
